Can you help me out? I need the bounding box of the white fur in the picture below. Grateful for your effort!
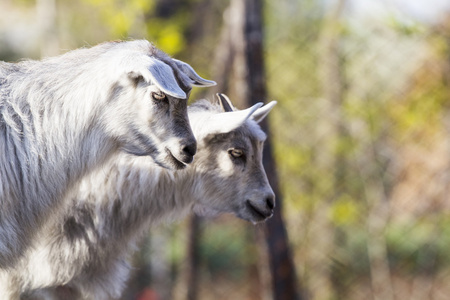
[0,40,214,271]
[8,97,276,300]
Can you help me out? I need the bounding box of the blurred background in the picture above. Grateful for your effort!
[2,0,450,299]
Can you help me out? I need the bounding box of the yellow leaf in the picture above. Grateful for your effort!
[329,195,360,226]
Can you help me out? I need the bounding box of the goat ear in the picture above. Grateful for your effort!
[215,93,235,112]
[207,102,263,135]
[173,59,216,87]
[128,57,186,99]
[251,101,277,123]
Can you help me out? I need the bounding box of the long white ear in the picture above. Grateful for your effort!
[252,101,277,123]
[173,59,216,87]
[206,102,263,135]
[128,56,187,99]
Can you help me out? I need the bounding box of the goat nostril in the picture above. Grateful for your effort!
[182,142,197,157]
[266,196,275,210]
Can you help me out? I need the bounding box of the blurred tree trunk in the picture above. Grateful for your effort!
[126,0,302,299]
[212,4,234,96]
[230,0,302,299]
[363,166,394,300]
[121,237,153,300]
[186,215,201,300]
[184,5,236,300]
[215,0,304,299]
[122,231,176,300]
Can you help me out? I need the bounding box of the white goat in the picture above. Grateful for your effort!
[0,40,215,269]
[9,94,276,300]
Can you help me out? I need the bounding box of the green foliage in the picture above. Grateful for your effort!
[329,194,361,226]
[386,216,450,274]
[4,0,450,296]
[145,18,186,55]
[81,0,153,36]
[389,67,449,142]
[266,1,450,297]
[329,215,450,290]
[199,221,251,280]
[386,14,425,36]
[57,0,189,55]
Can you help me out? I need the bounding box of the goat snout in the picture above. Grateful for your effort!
[245,197,274,222]
[165,138,196,170]
[181,140,197,159]
[179,139,197,164]
[266,194,275,210]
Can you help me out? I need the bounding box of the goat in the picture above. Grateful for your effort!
[0,40,215,269]
[6,94,276,300]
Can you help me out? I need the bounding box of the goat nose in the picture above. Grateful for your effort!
[266,195,275,210]
[181,141,197,158]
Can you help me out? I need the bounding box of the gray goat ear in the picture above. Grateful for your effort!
[128,56,186,99]
[251,101,277,123]
[207,102,263,135]
[173,59,216,87]
[215,93,235,112]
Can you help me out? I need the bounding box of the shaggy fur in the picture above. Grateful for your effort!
[0,40,215,269]
[6,96,276,300]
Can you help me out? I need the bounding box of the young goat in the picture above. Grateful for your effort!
[11,94,276,300]
[0,40,215,269]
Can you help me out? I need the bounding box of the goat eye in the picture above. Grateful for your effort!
[151,91,166,101]
[229,149,244,158]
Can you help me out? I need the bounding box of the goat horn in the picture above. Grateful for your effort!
[216,93,235,112]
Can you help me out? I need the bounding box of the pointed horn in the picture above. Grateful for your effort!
[216,93,235,112]
[252,101,277,123]
[208,102,263,134]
